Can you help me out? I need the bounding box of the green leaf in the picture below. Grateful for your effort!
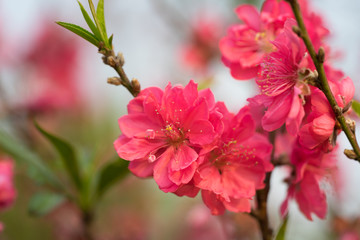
[77,0,102,40]
[35,122,82,190]
[108,34,113,47]
[56,21,99,47]
[352,100,360,118]
[88,0,97,22]
[28,192,66,217]
[96,0,108,46]
[96,157,129,198]
[0,130,64,191]
[275,215,289,240]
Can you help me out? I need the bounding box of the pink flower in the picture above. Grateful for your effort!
[256,19,308,97]
[114,80,217,192]
[21,22,83,113]
[299,76,354,150]
[180,14,222,74]
[250,19,312,135]
[193,104,273,215]
[281,144,337,220]
[219,0,291,80]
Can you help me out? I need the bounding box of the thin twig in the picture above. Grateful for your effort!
[100,46,140,97]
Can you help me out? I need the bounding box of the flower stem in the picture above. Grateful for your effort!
[286,0,360,161]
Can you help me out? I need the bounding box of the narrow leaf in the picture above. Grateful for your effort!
[352,100,360,118]
[35,122,82,190]
[96,157,129,197]
[77,1,102,40]
[0,130,63,191]
[28,192,65,217]
[56,22,99,47]
[88,0,97,21]
[275,215,289,240]
[108,34,113,47]
[96,0,108,47]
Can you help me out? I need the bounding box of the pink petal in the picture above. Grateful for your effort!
[201,190,226,215]
[153,147,179,192]
[195,163,223,197]
[223,197,251,213]
[183,98,209,130]
[262,91,292,132]
[118,113,161,138]
[226,60,260,80]
[170,144,198,171]
[169,161,198,185]
[188,120,215,145]
[286,90,305,136]
[295,173,327,220]
[235,5,261,31]
[338,77,354,106]
[114,137,164,161]
[183,80,199,105]
[311,114,335,137]
[128,159,154,178]
[174,183,200,198]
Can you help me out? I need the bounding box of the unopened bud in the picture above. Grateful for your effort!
[107,77,122,86]
[344,149,358,160]
[107,56,117,67]
[131,78,141,96]
[117,52,125,66]
[346,118,356,133]
[317,47,325,63]
[292,26,302,37]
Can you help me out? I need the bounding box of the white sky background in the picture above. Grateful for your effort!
[2,0,360,239]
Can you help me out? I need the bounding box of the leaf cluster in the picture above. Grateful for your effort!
[57,0,113,49]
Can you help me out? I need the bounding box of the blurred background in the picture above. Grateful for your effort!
[1,0,360,239]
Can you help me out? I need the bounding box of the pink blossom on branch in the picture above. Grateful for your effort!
[193,104,273,215]
[249,18,314,136]
[114,80,217,193]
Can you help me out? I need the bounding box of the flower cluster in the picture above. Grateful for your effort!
[114,0,355,221]
[114,80,272,214]
[220,0,354,220]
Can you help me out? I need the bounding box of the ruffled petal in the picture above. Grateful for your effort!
[235,5,261,31]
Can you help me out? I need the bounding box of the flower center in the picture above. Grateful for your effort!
[162,123,185,146]
[210,141,257,174]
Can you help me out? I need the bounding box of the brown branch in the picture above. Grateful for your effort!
[253,131,276,240]
[100,46,140,97]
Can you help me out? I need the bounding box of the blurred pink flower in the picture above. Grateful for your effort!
[21,22,83,113]
[114,80,217,193]
[194,104,273,215]
[180,14,222,74]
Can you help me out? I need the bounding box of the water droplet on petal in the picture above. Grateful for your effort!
[148,154,156,162]
[146,129,155,139]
